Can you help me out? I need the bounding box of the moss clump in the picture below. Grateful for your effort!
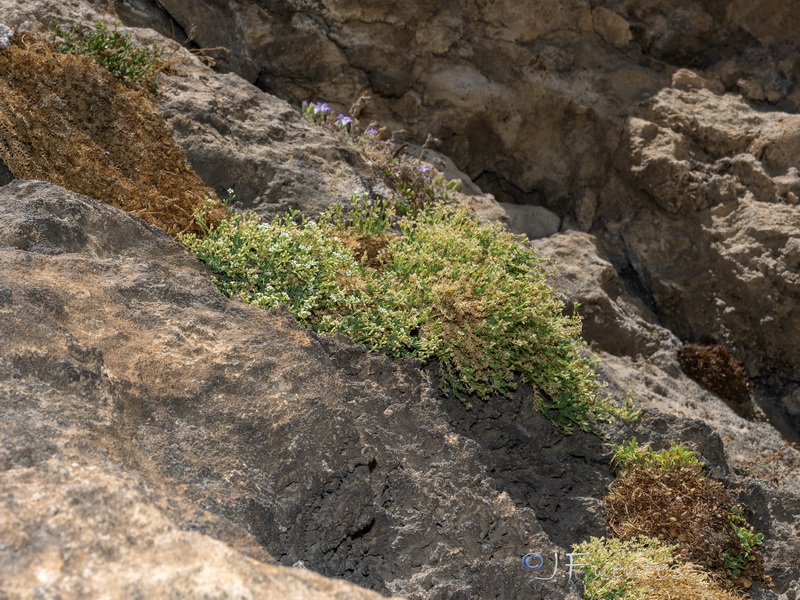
[181,196,637,434]
[677,344,750,407]
[0,29,224,236]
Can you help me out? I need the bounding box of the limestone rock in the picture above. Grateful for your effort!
[156,49,394,221]
[499,202,561,240]
[592,7,632,48]
[122,0,800,208]
[530,231,679,360]
[0,180,586,599]
[609,86,800,392]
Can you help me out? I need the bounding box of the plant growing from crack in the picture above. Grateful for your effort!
[52,20,166,93]
[182,194,638,434]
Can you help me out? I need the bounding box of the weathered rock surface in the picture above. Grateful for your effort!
[156,53,395,221]
[0,181,591,599]
[135,0,799,201]
[602,86,800,434]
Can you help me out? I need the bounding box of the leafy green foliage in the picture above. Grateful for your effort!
[52,21,166,93]
[610,438,704,473]
[182,208,364,322]
[182,196,637,434]
[724,506,764,579]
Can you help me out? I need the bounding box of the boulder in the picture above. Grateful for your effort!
[609,86,800,391]
[0,180,589,598]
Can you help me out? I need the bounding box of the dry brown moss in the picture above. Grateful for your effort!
[0,29,225,236]
[677,344,751,407]
[607,466,733,571]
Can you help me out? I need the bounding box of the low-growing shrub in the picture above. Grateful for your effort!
[53,20,166,93]
[182,196,637,434]
[610,438,704,473]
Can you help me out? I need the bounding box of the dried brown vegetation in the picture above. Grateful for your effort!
[606,464,765,591]
[677,344,751,407]
[333,231,390,271]
[0,29,225,236]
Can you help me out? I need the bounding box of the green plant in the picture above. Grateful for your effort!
[572,536,746,600]
[52,20,166,93]
[300,98,463,212]
[572,536,678,600]
[182,198,638,434]
[181,208,365,321]
[320,193,394,237]
[724,506,764,579]
[610,438,704,473]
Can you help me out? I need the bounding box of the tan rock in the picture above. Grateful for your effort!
[671,68,725,94]
[592,7,632,48]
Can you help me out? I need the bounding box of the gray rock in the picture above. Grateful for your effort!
[0,181,585,599]
[498,202,561,240]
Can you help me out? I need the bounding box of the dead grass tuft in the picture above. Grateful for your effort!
[642,563,746,600]
[0,29,225,236]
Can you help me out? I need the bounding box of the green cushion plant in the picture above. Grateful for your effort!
[181,195,637,434]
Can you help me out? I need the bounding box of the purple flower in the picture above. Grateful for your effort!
[313,102,331,114]
[366,127,379,136]
[419,165,432,174]
[336,114,353,126]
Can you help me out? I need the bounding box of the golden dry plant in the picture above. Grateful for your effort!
[0,28,226,236]
[574,536,746,600]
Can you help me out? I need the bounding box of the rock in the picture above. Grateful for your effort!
[784,387,800,421]
[0,23,12,48]
[110,0,800,418]
[726,0,800,46]
[0,158,13,185]
[530,231,679,360]
[155,47,395,222]
[671,68,725,94]
[0,462,396,600]
[608,86,800,392]
[592,7,632,48]
[122,0,800,209]
[120,0,666,207]
[0,180,585,599]
[499,202,561,239]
